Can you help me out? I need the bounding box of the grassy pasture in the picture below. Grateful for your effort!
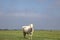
[0,30,60,40]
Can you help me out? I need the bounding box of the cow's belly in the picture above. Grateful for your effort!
[23,27,32,33]
[24,28,29,32]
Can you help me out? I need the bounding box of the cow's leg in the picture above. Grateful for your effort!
[28,33,32,40]
[23,32,26,38]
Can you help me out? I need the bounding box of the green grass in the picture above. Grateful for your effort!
[0,30,60,40]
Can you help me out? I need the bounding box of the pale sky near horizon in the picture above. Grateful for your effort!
[0,0,60,30]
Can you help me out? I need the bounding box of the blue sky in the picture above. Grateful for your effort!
[0,0,60,30]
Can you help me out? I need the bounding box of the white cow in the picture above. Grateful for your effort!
[22,24,34,39]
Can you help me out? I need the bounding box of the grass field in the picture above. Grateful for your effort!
[0,30,60,40]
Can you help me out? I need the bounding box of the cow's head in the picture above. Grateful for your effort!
[30,24,33,28]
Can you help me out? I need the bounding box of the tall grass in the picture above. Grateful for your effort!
[0,30,60,40]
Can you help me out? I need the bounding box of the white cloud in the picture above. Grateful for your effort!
[7,13,40,18]
[6,13,48,19]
